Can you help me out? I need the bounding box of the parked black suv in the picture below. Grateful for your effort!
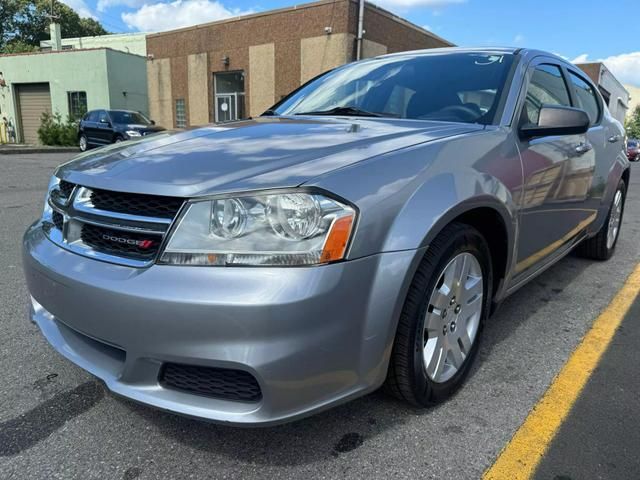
[78,109,165,151]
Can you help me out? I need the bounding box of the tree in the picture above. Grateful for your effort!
[626,105,640,140]
[0,0,109,54]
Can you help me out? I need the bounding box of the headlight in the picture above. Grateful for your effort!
[42,175,60,222]
[125,130,142,137]
[159,191,356,266]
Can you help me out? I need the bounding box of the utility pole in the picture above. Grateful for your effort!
[355,0,364,60]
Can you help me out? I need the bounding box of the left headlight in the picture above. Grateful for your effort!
[125,130,142,137]
[159,191,356,266]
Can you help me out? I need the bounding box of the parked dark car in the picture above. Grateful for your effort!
[78,109,165,151]
[628,139,640,162]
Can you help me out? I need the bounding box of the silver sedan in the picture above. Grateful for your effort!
[23,47,629,425]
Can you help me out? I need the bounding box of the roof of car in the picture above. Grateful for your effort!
[375,46,569,64]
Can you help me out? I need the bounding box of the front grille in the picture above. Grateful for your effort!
[59,180,75,199]
[45,183,183,266]
[52,211,64,230]
[160,363,262,402]
[81,224,162,260]
[90,188,183,219]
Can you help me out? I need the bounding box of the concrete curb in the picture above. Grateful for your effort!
[0,146,80,155]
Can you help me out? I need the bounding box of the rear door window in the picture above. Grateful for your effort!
[522,64,572,126]
[568,71,601,125]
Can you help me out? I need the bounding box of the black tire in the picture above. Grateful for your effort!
[576,179,626,261]
[114,135,124,143]
[79,134,88,152]
[385,222,493,407]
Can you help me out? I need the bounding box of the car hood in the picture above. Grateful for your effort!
[57,116,483,197]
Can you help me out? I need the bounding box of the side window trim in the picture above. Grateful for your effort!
[518,59,572,128]
[511,56,570,128]
[563,66,603,126]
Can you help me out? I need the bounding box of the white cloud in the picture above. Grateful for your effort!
[122,0,254,32]
[374,0,465,10]
[572,52,640,87]
[58,0,97,19]
[96,0,147,13]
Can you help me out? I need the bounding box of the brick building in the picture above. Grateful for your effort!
[145,0,453,129]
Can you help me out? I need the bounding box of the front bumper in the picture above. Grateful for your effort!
[23,222,417,426]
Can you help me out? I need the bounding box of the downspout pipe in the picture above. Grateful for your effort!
[355,0,365,60]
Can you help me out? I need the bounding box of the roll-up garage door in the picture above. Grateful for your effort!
[16,83,52,144]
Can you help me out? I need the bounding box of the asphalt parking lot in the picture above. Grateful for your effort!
[1,152,639,480]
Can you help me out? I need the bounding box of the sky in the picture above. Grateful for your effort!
[58,0,640,87]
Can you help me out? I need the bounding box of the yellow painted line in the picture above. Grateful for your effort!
[483,262,640,480]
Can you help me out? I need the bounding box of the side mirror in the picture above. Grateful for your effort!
[520,105,590,139]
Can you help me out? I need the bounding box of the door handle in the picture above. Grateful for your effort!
[608,134,621,143]
[575,143,593,155]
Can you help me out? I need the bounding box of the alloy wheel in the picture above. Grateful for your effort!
[606,189,623,249]
[423,252,483,383]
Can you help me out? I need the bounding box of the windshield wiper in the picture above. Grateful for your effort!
[294,106,387,118]
[261,109,279,116]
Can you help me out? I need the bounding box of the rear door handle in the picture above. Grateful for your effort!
[608,135,621,143]
[575,143,593,155]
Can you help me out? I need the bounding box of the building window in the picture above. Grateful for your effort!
[175,99,187,128]
[214,71,245,123]
[67,91,87,121]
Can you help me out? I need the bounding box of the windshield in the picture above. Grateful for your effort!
[629,141,638,147]
[109,111,151,125]
[272,52,515,124]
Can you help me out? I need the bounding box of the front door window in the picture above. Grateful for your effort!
[214,72,245,123]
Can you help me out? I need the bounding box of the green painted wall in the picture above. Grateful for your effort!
[0,48,148,143]
[105,49,149,115]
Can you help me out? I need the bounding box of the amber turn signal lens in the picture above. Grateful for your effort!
[320,214,355,263]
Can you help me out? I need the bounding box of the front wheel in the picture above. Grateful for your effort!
[385,222,492,407]
[79,134,88,152]
[576,179,626,260]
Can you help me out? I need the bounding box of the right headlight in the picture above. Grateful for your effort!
[159,191,356,266]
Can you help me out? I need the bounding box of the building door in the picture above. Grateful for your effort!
[214,72,245,123]
[15,83,52,144]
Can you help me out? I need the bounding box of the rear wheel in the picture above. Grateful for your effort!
[385,222,492,406]
[79,134,88,152]
[577,179,626,260]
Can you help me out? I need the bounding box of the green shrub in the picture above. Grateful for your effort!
[37,112,78,146]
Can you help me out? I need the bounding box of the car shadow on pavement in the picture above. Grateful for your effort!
[118,252,594,467]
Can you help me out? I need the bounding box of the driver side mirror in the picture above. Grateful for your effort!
[520,105,590,139]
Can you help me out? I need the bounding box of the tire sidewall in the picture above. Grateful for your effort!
[409,227,493,405]
[79,134,87,151]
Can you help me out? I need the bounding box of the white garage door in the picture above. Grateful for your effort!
[16,83,52,145]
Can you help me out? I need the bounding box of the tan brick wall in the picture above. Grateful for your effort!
[248,43,276,117]
[145,0,453,124]
[300,33,354,84]
[147,58,173,129]
[188,53,209,125]
[362,3,453,53]
[361,39,387,59]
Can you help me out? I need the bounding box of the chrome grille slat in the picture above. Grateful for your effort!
[44,181,184,267]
